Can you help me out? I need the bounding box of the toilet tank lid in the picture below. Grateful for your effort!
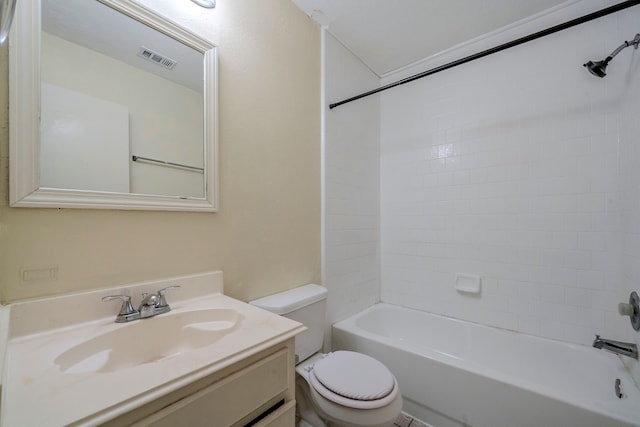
[249,284,327,315]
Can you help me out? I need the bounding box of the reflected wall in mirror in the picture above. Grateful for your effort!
[10,0,218,211]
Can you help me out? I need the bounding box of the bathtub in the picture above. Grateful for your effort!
[332,303,640,427]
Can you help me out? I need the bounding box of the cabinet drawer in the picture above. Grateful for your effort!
[135,349,289,427]
[252,400,295,427]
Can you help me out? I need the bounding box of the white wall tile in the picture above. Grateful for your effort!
[324,33,381,331]
[378,2,640,347]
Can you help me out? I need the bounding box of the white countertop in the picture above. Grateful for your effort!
[0,271,304,426]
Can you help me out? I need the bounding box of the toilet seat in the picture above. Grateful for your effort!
[309,351,399,409]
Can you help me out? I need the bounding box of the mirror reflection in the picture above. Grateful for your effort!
[41,0,205,198]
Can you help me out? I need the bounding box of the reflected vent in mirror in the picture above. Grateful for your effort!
[137,46,177,69]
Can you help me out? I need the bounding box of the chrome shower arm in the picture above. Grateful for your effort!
[606,33,640,60]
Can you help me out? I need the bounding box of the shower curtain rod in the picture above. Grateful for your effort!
[329,0,640,110]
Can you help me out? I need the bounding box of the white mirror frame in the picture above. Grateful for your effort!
[9,0,218,211]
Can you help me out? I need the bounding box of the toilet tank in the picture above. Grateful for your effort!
[250,284,327,363]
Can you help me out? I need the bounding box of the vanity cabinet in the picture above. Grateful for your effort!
[101,338,296,427]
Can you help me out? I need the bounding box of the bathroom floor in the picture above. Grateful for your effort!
[394,412,429,427]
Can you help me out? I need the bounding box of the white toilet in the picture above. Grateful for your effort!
[250,284,402,427]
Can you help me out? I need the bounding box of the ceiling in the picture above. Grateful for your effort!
[291,0,569,76]
[43,0,570,86]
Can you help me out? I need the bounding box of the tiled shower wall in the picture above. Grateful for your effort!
[620,27,640,353]
[379,1,640,345]
[324,33,381,328]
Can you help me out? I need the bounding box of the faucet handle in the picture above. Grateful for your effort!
[157,285,180,308]
[619,303,634,316]
[619,291,640,331]
[158,285,181,295]
[102,294,139,321]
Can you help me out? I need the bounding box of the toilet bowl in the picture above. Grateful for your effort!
[296,352,403,427]
[250,284,402,427]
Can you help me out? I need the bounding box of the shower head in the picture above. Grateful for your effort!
[584,33,640,78]
[584,59,610,77]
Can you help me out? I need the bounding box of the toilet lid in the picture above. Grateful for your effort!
[310,351,397,409]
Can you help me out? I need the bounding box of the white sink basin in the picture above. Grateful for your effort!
[54,308,242,374]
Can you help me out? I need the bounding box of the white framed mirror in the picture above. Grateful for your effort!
[9,0,218,211]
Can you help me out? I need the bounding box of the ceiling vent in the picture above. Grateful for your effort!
[137,46,177,70]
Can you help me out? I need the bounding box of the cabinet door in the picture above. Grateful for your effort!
[134,349,289,427]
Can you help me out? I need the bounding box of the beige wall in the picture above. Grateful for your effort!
[0,0,321,303]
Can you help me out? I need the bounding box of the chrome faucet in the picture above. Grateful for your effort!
[138,292,159,318]
[593,335,638,359]
[102,285,180,323]
[154,286,180,315]
[101,295,139,323]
